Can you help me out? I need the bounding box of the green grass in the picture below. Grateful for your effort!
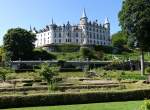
[51,50,150,61]
[52,52,81,60]
[3,101,143,110]
[58,72,85,78]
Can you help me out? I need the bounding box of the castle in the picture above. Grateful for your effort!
[32,9,111,48]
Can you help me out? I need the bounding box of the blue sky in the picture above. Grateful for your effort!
[0,0,122,45]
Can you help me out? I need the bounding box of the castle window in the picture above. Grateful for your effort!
[76,39,78,43]
[76,33,78,37]
[93,33,95,39]
[44,38,46,44]
[87,32,89,36]
[104,36,105,40]
[54,33,56,38]
[59,39,61,43]
[90,33,92,38]
[59,33,61,37]
[86,27,88,30]
[93,28,95,31]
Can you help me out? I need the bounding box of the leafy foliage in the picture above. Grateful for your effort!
[139,100,150,110]
[3,28,36,61]
[119,0,150,75]
[80,47,94,60]
[38,63,58,84]
[0,67,12,81]
[119,0,150,50]
[146,67,150,74]
[112,31,128,53]
[33,48,56,60]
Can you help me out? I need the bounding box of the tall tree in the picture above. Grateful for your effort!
[119,0,150,75]
[3,28,36,61]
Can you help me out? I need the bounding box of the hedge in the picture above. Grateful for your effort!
[1,89,150,109]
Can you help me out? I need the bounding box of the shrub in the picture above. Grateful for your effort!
[94,45,113,54]
[80,47,94,60]
[146,67,150,74]
[37,63,59,90]
[139,100,150,110]
[33,48,56,60]
[0,67,12,82]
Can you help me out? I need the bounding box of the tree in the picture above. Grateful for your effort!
[3,28,36,61]
[112,31,128,51]
[119,0,150,75]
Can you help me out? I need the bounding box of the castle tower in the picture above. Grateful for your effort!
[104,18,110,29]
[80,9,88,45]
[104,18,111,45]
[80,8,88,25]
[49,18,55,44]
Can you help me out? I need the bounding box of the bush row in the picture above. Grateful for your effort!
[1,89,150,109]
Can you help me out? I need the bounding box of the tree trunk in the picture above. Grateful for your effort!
[140,49,145,76]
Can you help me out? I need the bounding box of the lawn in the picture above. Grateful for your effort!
[4,101,143,110]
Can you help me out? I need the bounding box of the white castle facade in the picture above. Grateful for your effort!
[33,9,111,47]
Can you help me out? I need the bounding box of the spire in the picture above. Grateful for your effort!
[81,8,87,18]
[51,18,54,24]
[104,17,109,24]
[29,25,32,32]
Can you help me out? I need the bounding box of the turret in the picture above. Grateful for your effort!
[49,18,55,44]
[104,18,110,29]
[32,27,38,33]
[80,8,88,25]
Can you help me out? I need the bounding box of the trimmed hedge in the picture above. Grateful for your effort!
[1,89,150,109]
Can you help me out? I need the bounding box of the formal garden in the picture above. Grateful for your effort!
[0,0,150,109]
